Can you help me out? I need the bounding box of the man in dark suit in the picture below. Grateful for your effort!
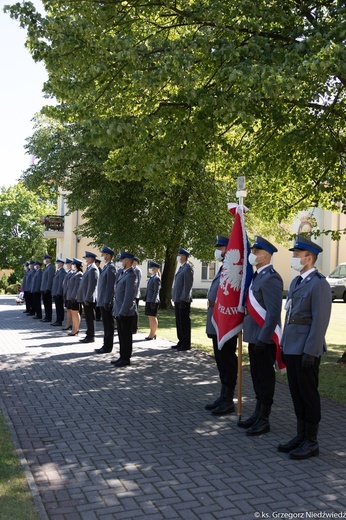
[78,251,99,343]
[279,235,332,459]
[205,235,238,415]
[40,254,55,323]
[171,247,194,351]
[240,236,283,436]
[94,246,116,354]
[51,258,66,326]
[111,252,138,367]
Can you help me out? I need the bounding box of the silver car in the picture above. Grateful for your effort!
[327,262,346,302]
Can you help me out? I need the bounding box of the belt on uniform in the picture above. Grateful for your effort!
[288,317,312,325]
[207,301,214,308]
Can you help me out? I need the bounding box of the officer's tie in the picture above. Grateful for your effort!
[295,275,303,286]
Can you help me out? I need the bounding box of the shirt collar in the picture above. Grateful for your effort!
[300,267,316,280]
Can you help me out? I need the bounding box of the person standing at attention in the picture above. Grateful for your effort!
[94,246,117,354]
[111,251,138,367]
[171,248,194,352]
[205,235,238,415]
[78,251,99,344]
[239,236,283,436]
[145,261,161,340]
[40,254,55,323]
[278,235,331,460]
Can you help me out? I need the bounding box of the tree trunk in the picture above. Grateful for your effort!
[160,246,179,310]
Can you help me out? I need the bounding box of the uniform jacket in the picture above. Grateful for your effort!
[62,269,74,300]
[32,269,43,293]
[77,263,99,303]
[40,263,55,292]
[27,268,36,293]
[97,261,116,307]
[146,274,161,303]
[281,270,332,357]
[134,266,142,299]
[67,271,83,302]
[243,266,283,344]
[206,266,222,336]
[172,262,194,303]
[52,268,66,297]
[113,267,138,317]
[22,271,29,291]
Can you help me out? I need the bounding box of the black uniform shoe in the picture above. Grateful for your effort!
[40,318,51,323]
[94,347,112,354]
[79,337,95,343]
[278,419,305,452]
[176,346,191,351]
[289,423,319,460]
[51,322,62,326]
[237,400,261,428]
[205,384,226,410]
[212,387,235,415]
[246,404,271,436]
[112,359,131,367]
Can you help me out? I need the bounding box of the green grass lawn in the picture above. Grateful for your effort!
[0,413,39,520]
[138,304,346,404]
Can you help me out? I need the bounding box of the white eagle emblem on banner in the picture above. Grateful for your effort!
[219,249,242,295]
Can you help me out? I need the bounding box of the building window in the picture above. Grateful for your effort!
[202,261,216,281]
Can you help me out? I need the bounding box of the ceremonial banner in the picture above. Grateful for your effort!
[246,289,286,373]
[212,203,252,349]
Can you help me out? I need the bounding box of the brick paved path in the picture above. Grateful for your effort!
[0,296,345,520]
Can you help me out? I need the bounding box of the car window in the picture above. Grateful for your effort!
[339,266,346,277]
[329,265,346,278]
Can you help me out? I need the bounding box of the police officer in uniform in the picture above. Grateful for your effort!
[94,258,102,321]
[51,258,66,326]
[132,257,142,334]
[94,246,116,354]
[205,235,238,415]
[278,235,331,459]
[22,262,30,313]
[32,261,43,319]
[239,236,283,436]
[62,258,73,330]
[171,248,194,351]
[26,260,36,315]
[40,254,55,322]
[111,251,138,367]
[78,252,99,343]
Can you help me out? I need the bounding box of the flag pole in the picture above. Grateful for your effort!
[236,176,246,421]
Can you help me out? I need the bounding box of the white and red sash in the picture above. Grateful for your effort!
[246,287,286,373]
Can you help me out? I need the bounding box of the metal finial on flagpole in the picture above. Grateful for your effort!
[236,175,247,210]
[236,176,247,422]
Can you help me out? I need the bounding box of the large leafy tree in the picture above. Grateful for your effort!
[22,117,234,306]
[5,0,346,301]
[6,0,346,215]
[0,183,56,278]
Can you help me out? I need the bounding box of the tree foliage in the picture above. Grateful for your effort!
[0,183,56,277]
[5,0,346,300]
